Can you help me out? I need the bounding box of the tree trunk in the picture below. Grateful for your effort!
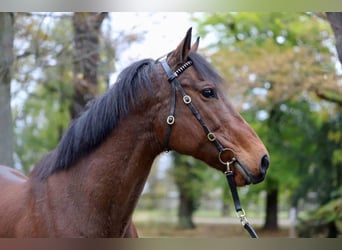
[0,13,14,167]
[263,188,279,230]
[178,191,196,229]
[326,12,342,64]
[315,13,342,106]
[327,221,338,238]
[71,12,107,119]
[172,153,205,229]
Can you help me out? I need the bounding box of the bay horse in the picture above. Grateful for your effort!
[0,28,269,237]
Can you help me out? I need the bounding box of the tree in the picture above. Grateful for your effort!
[261,100,320,230]
[0,13,15,167]
[293,12,342,237]
[324,12,342,191]
[170,152,209,229]
[11,13,138,173]
[71,12,108,119]
[327,12,342,64]
[12,13,74,172]
[315,12,342,105]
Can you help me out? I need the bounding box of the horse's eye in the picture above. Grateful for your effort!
[201,88,217,98]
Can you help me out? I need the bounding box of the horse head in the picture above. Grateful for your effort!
[154,28,270,186]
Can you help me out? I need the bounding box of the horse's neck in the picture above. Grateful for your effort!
[46,116,161,236]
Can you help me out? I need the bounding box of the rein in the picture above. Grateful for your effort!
[159,59,259,238]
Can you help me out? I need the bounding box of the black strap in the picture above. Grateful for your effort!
[161,60,177,151]
[225,170,259,238]
[164,80,176,151]
[160,60,225,153]
[160,59,258,238]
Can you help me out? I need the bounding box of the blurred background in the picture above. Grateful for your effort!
[0,12,341,237]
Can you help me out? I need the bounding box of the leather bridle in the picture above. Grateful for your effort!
[160,59,224,153]
[159,58,259,238]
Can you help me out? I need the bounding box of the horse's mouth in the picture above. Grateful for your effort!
[233,160,266,185]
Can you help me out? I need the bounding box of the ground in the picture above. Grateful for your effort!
[136,222,289,238]
[133,211,291,238]
[135,221,289,238]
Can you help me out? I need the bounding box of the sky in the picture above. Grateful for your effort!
[109,12,193,77]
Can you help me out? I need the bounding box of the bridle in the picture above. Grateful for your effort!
[160,59,224,153]
[159,58,259,238]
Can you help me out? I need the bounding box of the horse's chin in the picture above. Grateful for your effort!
[212,162,251,186]
[231,172,251,187]
[233,161,252,186]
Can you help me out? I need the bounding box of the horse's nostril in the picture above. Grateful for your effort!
[260,155,270,173]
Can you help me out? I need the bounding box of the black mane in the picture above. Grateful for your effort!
[31,52,223,180]
[31,59,157,180]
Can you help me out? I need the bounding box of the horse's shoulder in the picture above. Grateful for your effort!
[0,165,27,185]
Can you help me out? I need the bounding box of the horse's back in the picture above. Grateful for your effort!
[0,165,30,237]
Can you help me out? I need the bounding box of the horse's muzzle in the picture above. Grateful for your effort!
[235,154,270,184]
[251,154,270,184]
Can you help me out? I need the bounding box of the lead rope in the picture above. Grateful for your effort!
[224,160,259,238]
[160,59,258,238]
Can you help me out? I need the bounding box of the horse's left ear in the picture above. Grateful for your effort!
[173,28,193,63]
[172,28,200,64]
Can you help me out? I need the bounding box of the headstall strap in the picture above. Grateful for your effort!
[159,58,258,238]
[160,59,224,153]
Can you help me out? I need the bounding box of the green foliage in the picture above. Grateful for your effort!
[312,196,342,223]
[14,80,72,173]
[12,13,115,173]
[297,187,342,237]
[193,12,330,50]
[333,149,342,166]
[299,112,342,205]
[12,14,74,173]
[241,99,321,198]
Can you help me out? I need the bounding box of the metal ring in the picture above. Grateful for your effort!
[236,209,246,218]
[207,132,216,142]
[166,115,175,125]
[218,148,237,165]
[183,95,191,104]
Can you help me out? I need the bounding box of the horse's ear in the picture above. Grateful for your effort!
[173,27,193,63]
[191,37,200,52]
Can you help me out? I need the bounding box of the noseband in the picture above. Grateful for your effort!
[159,59,259,238]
